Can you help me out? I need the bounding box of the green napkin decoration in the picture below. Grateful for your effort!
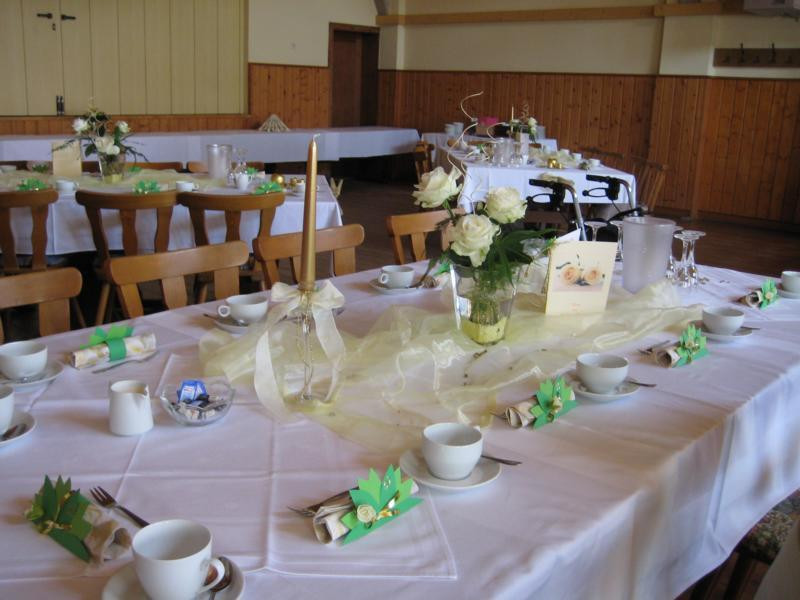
[25,476,93,562]
[80,325,133,361]
[127,165,142,173]
[252,181,282,195]
[245,166,258,175]
[133,180,160,194]
[17,178,49,191]
[31,163,50,174]
[339,466,422,544]
[675,323,708,366]
[529,376,577,429]
[759,280,778,309]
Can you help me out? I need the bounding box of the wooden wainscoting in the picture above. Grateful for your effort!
[378,69,800,226]
[248,63,332,128]
[0,114,255,136]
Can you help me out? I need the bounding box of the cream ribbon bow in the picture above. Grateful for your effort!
[254,280,346,422]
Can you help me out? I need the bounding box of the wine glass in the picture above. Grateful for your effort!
[673,230,705,287]
[584,220,606,242]
[609,219,624,261]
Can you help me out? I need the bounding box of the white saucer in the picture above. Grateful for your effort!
[691,320,754,343]
[571,380,640,402]
[399,449,501,492]
[0,361,63,389]
[102,559,245,600]
[0,410,36,448]
[777,285,800,299]
[369,279,420,295]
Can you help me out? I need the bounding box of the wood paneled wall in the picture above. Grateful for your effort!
[248,63,331,128]
[0,114,254,136]
[378,69,800,226]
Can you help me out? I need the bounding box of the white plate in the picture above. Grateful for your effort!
[102,560,245,600]
[777,285,800,299]
[571,380,640,402]
[0,361,63,390]
[691,320,754,343]
[0,410,36,448]
[369,279,421,295]
[399,449,501,492]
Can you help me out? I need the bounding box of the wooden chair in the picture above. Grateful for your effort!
[81,161,183,173]
[386,209,459,264]
[186,161,266,174]
[0,268,82,343]
[75,189,177,325]
[525,208,568,234]
[629,156,668,213]
[177,190,285,298]
[0,189,58,273]
[253,224,365,288]
[413,141,434,183]
[105,241,250,318]
[578,146,627,170]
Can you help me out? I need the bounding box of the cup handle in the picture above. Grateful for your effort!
[197,558,226,595]
[378,273,389,285]
[217,305,231,318]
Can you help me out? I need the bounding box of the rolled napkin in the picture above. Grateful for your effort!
[504,400,537,428]
[71,332,156,369]
[502,377,577,430]
[652,324,707,368]
[653,344,684,368]
[83,504,132,563]
[739,280,778,309]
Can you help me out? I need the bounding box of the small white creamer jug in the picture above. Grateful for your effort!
[109,380,154,436]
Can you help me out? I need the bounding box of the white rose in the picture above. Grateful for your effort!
[94,135,120,156]
[484,186,526,224]
[412,167,461,209]
[116,121,130,134]
[356,504,377,524]
[72,118,88,133]
[450,214,499,267]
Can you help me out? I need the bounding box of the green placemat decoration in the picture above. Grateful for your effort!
[759,280,778,309]
[24,476,93,562]
[252,181,282,195]
[17,178,49,191]
[339,466,422,544]
[529,376,577,429]
[80,324,133,361]
[132,180,160,195]
[675,323,708,366]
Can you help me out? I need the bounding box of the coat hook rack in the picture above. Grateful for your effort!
[714,44,800,68]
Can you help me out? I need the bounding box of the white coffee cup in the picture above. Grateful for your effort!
[444,123,456,136]
[133,519,225,600]
[0,385,14,436]
[588,158,601,168]
[217,294,268,323]
[576,353,629,394]
[378,265,414,289]
[702,306,745,335]
[0,341,48,380]
[422,422,483,480]
[108,380,153,436]
[175,181,198,193]
[235,172,251,192]
[572,152,583,161]
[55,179,77,193]
[781,271,800,293]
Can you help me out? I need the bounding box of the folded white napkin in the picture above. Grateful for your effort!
[83,505,132,563]
[70,333,156,369]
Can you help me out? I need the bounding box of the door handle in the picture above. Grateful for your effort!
[36,12,53,18]
[61,14,76,20]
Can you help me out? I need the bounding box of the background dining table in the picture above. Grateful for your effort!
[0,264,798,599]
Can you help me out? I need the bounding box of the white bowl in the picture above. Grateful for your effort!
[0,341,48,380]
[422,422,483,480]
[576,353,629,394]
[781,271,800,293]
[702,306,744,335]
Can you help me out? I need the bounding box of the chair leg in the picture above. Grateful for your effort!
[70,297,86,329]
[95,283,110,326]
[690,561,727,600]
[723,553,757,600]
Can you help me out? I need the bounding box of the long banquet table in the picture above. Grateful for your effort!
[1,264,799,599]
[0,127,421,164]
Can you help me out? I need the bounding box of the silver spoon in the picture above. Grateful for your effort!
[204,313,248,327]
[209,556,233,599]
[625,378,656,388]
[481,453,522,466]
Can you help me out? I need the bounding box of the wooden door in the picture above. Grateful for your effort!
[0,0,28,115]
[330,25,379,127]
[22,0,63,115]
[60,0,92,115]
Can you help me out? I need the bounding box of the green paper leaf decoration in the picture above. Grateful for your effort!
[529,376,577,429]
[245,166,258,175]
[82,325,133,349]
[341,466,422,545]
[17,178,49,191]
[760,280,778,309]
[133,180,160,195]
[127,165,142,173]
[31,164,50,174]
[675,323,708,366]
[251,181,282,195]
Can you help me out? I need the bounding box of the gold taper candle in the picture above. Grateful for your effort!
[299,135,318,291]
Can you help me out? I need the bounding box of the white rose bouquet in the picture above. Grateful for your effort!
[412,167,461,209]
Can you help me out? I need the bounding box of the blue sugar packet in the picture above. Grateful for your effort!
[178,380,207,404]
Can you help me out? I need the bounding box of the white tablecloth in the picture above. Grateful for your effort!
[6,175,342,255]
[1,265,799,599]
[0,127,421,164]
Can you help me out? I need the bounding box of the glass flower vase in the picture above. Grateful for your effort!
[450,264,517,345]
[98,153,126,184]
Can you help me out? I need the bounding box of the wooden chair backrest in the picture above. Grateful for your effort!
[177,191,285,246]
[525,208,567,231]
[75,190,177,261]
[253,224,365,288]
[186,161,266,174]
[386,209,458,264]
[629,156,668,212]
[0,268,82,343]
[81,161,183,173]
[0,189,58,272]
[413,141,434,183]
[105,241,250,318]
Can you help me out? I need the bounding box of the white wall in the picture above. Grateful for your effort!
[711,15,800,79]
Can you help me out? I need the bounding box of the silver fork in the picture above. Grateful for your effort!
[89,486,150,528]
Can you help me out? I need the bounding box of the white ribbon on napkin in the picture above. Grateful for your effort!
[254,281,346,422]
